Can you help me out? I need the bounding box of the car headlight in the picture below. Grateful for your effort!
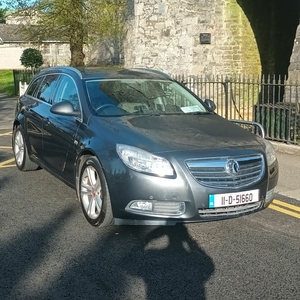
[264,139,277,166]
[116,144,175,177]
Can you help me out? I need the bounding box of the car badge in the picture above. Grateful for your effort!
[225,159,240,174]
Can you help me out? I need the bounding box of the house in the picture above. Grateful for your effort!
[0,23,71,69]
[0,7,125,69]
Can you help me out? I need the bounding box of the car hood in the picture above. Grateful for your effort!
[95,114,265,153]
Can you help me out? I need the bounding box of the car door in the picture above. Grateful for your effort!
[22,74,60,162]
[42,74,81,184]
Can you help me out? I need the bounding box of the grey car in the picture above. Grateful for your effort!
[12,66,279,227]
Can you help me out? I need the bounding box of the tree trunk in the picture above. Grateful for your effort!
[69,0,85,67]
[70,38,85,67]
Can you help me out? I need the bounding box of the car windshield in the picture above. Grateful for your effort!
[85,78,209,116]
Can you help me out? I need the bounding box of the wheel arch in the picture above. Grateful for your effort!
[75,150,114,226]
[75,149,108,199]
[13,119,21,131]
[12,119,29,155]
[12,123,39,171]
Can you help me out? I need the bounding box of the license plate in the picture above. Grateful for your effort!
[209,189,259,208]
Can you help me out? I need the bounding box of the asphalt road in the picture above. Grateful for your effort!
[0,130,299,299]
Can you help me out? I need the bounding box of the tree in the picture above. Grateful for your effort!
[4,0,128,67]
[20,48,44,72]
[0,2,7,23]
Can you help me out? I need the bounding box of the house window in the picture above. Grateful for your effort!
[58,44,64,56]
[43,44,51,55]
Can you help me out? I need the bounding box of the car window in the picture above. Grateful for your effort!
[36,74,60,104]
[26,76,44,97]
[53,75,80,111]
[85,79,209,116]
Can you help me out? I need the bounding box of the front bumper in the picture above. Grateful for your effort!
[106,157,278,226]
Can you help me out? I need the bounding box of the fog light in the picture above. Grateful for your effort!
[127,200,186,216]
[153,201,185,215]
[265,188,275,204]
[130,201,153,211]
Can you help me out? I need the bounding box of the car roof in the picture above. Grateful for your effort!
[37,66,173,81]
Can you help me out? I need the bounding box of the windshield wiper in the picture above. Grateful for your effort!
[127,85,150,100]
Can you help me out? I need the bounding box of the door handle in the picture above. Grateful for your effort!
[43,117,50,125]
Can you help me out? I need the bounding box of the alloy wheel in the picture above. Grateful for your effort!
[14,130,24,167]
[80,165,103,220]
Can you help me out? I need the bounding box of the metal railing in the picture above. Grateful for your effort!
[174,74,300,145]
[13,69,40,96]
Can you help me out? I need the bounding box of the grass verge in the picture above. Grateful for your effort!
[0,70,15,96]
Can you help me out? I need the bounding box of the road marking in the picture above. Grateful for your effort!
[0,146,12,149]
[0,158,15,168]
[272,199,300,212]
[269,199,300,219]
[0,132,12,137]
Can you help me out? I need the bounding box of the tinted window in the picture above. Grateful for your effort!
[36,74,60,104]
[53,75,80,111]
[26,76,44,97]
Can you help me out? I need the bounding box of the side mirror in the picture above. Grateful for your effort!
[50,100,80,117]
[204,99,216,112]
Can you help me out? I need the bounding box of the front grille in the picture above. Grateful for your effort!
[185,154,264,189]
[198,201,262,218]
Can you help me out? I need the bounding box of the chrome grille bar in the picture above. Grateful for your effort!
[198,202,262,217]
[185,154,264,189]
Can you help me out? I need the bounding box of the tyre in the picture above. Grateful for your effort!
[78,156,114,227]
[13,125,39,171]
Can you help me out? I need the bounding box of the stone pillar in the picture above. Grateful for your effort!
[285,25,300,103]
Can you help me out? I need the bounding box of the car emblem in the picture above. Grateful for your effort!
[225,159,240,174]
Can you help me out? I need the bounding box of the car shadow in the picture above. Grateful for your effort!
[0,212,214,299]
[118,225,215,300]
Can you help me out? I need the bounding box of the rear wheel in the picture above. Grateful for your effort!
[78,156,113,227]
[13,126,38,171]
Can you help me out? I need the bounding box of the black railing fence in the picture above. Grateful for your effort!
[174,74,300,145]
[13,69,40,95]
[13,69,300,145]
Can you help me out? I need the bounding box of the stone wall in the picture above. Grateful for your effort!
[288,25,300,82]
[285,25,300,103]
[125,0,261,76]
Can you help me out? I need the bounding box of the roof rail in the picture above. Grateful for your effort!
[40,66,83,79]
[130,68,172,79]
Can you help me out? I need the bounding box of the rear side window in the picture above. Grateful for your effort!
[36,74,60,104]
[26,76,44,97]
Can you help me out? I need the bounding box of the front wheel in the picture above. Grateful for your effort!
[78,156,114,227]
[13,125,38,171]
